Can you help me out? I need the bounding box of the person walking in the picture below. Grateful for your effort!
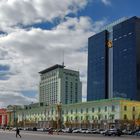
[16,127,21,138]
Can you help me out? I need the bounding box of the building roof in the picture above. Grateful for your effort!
[39,64,65,74]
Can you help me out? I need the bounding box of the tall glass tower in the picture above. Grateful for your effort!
[87,16,140,101]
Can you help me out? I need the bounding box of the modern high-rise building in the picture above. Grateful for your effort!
[39,64,82,105]
[87,16,140,101]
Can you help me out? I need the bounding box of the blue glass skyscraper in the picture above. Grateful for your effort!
[87,16,140,101]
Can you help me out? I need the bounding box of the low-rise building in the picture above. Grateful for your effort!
[16,98,140,129]
[0,109,8,128]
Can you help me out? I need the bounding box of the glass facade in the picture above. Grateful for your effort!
[87,31,108,101]
[113,17,140,100]
[87,16,140,101]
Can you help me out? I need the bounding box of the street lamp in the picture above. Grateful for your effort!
[13,106,16,127]
[56,102,62,133]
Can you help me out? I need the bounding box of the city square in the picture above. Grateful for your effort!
[0,1,140,140]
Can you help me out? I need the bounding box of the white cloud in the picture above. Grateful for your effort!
[0,16,107,106]
[101,0,111,5]
[0,0,108,107]
[0,0,87,31]
[0,91,37,107]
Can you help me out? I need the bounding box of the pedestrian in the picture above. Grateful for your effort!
[16,127,21,138]
[48,128,53,135]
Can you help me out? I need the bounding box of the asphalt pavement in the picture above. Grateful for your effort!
[0,130,140,140]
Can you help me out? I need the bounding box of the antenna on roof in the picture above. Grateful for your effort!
[62,50,65,67]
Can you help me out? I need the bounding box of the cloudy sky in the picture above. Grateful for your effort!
[0,0,139,107]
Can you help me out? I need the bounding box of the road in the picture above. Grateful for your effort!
[0,130,140,140]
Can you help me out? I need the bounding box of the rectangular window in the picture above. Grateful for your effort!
[132,106,135,111]
[133,115,135,120]
[105,106,107,112]
[124,114,127,120]
[98,107,101,112]
[112,105,115,111]
[86,108,88,113]
[124,106,127,111]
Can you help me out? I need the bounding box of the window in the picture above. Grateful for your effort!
[98,107,101,112]
[71,110,73,114]
[112,105,115,111]
[86,108,88,113]
[92,116,94,120]
[62,110,64,114]
[98,115,101,120]
[92,108,95,112]
[105,106,107,112]
[51,109,53,115]
[133,115,135,120]
[66,116,68,121]
[124,114,127,120]
[124,106,127,111]
[81,109,83,113]
[132,106,135,111]
[111,115,115,120]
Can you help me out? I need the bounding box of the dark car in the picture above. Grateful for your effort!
[135,131,140,136]
[33,127,37,131]
[130,129,140,135]
[103,129,122,136]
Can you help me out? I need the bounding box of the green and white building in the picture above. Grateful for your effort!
[39,64,82,105]
[16,98,140,129]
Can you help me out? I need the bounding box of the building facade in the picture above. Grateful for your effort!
[39,64,82,105]
[0,109,7,128]
[16,98,140,129]
[6,105,22,127]
[87,16,140,101]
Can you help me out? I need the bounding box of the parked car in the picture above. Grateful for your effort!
[100,129,107,134]
[122,129,131,135]
[54,129,62,132]
[72,128,81,133]
[12,127,16,131]
[62,128,72,133]
[37,128,49,132]
[80,128,88,133]
[130,129,140,135]
[103,129,122,136]
[86,129,96,134]
[135,131,140,136]
[33,127,37,131]
[92,129,101,134]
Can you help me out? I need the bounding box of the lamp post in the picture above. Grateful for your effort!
[13,106,16,127]
[56,102,61,134]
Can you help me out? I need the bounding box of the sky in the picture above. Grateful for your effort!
[0,0,139,107]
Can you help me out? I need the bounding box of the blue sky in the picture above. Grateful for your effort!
[28,0,140,30]
[0,0,139,107]
[80,0,140,22]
